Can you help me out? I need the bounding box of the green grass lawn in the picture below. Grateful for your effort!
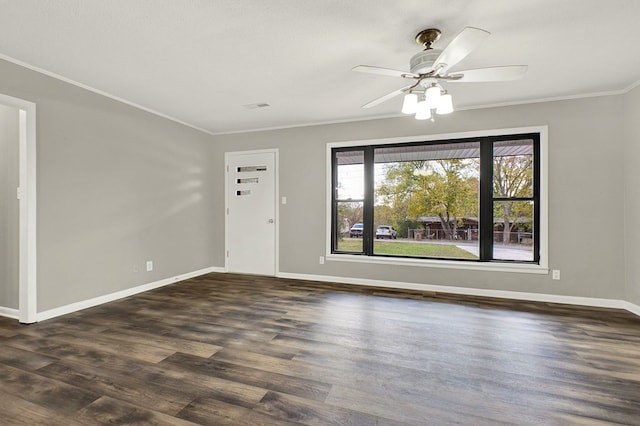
[336,239,478,259]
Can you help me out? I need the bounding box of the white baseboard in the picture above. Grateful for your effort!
[36,266,224,322]
[277,272,640,317]
[622,300,640,317]
[0,306,19,320]
[24,267,640,322]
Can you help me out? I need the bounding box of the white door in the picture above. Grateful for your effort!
[226,150,277,275]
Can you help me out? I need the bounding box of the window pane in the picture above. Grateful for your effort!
[336,150,364,200]
[493,200,534,261]
[373,143,479,259]
[335,201,364,252]
[493,140,534,198]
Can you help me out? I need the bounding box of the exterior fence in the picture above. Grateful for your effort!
[409,229,533,245]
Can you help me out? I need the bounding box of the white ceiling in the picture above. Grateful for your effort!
[1,1,639,135]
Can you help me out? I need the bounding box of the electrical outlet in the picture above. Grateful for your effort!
[146,260,153,272]
[552,269,560,280]
[319,256,325,265]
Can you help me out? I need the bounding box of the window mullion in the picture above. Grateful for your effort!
[363,147,375,255]
[479,140,494,261]
[533,135,541,263]
[331,149,339,252]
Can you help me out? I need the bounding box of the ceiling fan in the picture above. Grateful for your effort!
[352,27,527,120]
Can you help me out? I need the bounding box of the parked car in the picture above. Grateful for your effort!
[376,225,397,239]
[349,223,363,238]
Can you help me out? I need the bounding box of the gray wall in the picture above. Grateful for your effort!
[624,84,640,306]
[0,59,220,312]
[0,104,19,309]
[0,55,636,315]
[212,95,626,300]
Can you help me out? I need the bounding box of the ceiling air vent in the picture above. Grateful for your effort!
[243,102,271,109]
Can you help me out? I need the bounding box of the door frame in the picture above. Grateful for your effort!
[0,93,37,323]
[224,148,279,276]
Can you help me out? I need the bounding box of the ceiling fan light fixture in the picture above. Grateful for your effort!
[436,92,454,115]
[414,100,432,120]
[425,84,441,108]
[401,93,418,114]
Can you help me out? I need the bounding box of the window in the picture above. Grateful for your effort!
[330,131,541,265]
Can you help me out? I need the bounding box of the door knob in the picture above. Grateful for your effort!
[268,218,274,223]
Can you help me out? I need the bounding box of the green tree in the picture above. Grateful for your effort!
[493,155,533,244]
[378,160,479,240]
[374,204,395,228]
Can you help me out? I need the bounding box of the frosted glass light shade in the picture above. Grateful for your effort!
[414,100,432,120]
[401,93,418,114]
[436,93,454,115]
[425,85,441,108]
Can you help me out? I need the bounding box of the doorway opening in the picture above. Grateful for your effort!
[0,93,36,323]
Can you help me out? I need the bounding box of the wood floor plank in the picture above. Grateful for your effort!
[0,341,59,371]
[96,326,222,358]
[324,384,516,426]
[36,360,195,416]
[0,272,639,425]
[3,333,101,360]
[254,390,408,426]
[0,389,90,426]
[32,345,268,413]
[0,363,100,415]
[74,396,198,426]
[177,396,303,426]
[26,328,178,363]
[0,327,18,338]
[161,351,332,402]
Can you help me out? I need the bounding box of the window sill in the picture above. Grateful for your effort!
[326,253,549,275]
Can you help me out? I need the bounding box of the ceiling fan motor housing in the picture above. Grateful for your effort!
[410,49,442,74]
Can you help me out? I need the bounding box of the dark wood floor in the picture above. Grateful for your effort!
[1,273,640,425]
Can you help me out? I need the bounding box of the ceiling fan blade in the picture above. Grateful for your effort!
[448,65,528,82]
[352,65,418,79]
[434,27,490,75]
[362,86,412,108]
